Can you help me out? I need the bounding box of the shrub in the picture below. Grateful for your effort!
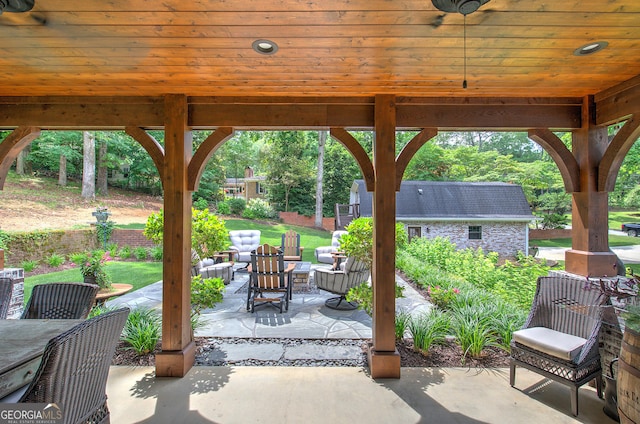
[341,217,407,269]
[242,198,276,220]
[193,197,209,210]
[150,246,163,261]
[452,305,498,360]
[21,260,37,272]
[216,200,231,215]
[540,212,569,230]
[427,285,460,310]
[47,253,65,267]
[346,281,404,316]
[118,246,132,259]
[227,197,246,215]
[191,274,225,318]
[408,309,450,355]
[133,247,148,260]
[107,243,119,257]
[121,308,161,355]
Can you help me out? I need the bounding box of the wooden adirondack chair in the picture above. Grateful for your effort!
[280,230,304,261]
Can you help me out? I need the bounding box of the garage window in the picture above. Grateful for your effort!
[468,225,482,240]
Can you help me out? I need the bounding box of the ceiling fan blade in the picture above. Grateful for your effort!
[0,0,35,14]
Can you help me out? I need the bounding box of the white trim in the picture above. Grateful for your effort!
[396,217,536,223]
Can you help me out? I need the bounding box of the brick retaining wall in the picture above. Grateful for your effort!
[278,212,334,232]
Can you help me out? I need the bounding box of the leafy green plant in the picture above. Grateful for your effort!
[452,305,498,360]
[216,200,231,215]
[150,246,163,261]
[47,253,65,267]
[107,243,118,257]
[227,197,246,216]
[79,250,112,289]
[395,309,412,341]
[0,230,10,250]
[118,246,132,259]
[340,217,408,269]
[427,285,460,310]
[95,220,115,248]
[191,274,225,318]
[21,260,37,273]
[133,247,148,260]
[69,252,86,265]
[346,281,404,316]
[242,198,276,220]
[193,197,209,210]
[408,309,451,355]
[121,307,161,355]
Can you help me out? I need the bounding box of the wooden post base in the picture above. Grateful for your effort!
[367,342,401,379]
[155,341,196,377]
[565,249,618,277]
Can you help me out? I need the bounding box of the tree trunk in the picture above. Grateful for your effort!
[16,148,27,175]
[81,131,96,199]
[97,139,108,195]
[58,154,67,186]
[315,130,326,228]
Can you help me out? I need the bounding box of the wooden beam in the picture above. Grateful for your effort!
[329,128,375,191]
[368,94,400,379]
[595,75,640,125]
[598,115,640,192]
[0,127,40,189]
[187,127,234,191]
[124,126,165,184]
[155,94,195,378]
[395,128,438,190]
[528,129,581,192]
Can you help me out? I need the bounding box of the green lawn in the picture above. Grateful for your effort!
[224,218,332,263]
[534,234,640,247]
[609,210,640,231]
[24,261,162,302]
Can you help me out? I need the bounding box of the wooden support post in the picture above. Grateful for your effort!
[368,94,401,378]
[565,97,617,277]
[155,94,195,377]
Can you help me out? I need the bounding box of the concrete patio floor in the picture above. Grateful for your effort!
[105,266,617,423]
[106,366,615,424]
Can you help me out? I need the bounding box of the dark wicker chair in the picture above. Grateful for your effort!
[0,277,14,319]
[21,282,100,320]
[12,308,129,424]
[510,274,609,416]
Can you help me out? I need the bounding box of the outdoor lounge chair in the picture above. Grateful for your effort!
[247,244,294,313]
[1,308,129,424]
[191,251,234,285]
[280,229,304,261]
[315,257,370,310]
[22,282,100,320]
[0,277,14,319]
[229,230,261,268]
[510,274,609,416]
[314,230,347,265]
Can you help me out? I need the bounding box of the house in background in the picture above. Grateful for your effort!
[349,180,536,258]
[223,167,267,202]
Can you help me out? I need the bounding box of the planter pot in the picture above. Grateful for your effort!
[618,328,640,424]
[83,275,97,285]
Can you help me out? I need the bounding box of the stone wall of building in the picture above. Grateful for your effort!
[402,221,529,258]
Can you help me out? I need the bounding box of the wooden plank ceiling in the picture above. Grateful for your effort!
[0,0,638,98]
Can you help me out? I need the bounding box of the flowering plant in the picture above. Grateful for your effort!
[427,285,460,310]
[80,250,112,289]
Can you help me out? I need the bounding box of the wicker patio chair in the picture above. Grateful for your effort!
[247,244,294,313]
[510,274,609,416]
[4,308,129,424]
[22,282,100,320]
[0,277,14,319]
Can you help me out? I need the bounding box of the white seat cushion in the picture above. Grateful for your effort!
[513,327,587,361]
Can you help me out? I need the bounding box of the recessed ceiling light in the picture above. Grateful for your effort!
[252,39,278,55]
[573,41,608,56]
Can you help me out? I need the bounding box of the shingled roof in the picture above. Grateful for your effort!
[353,180,534,221]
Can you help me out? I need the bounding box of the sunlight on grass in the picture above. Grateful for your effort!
[24,261,162,302]
[534,235,640,247]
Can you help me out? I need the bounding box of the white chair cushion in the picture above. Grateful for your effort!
[512,327,587,361]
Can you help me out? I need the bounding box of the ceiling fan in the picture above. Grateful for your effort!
[0,0,34,14]
[430,0,492,88]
